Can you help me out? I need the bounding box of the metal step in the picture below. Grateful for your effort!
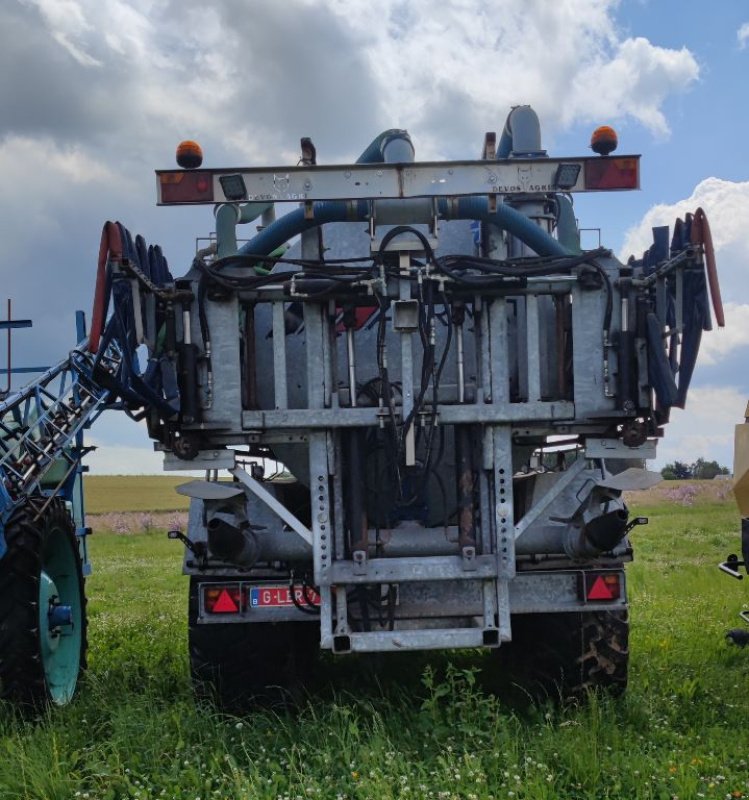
[329,626,501,653]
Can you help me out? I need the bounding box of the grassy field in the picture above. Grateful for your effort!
[1,480,749,799]
[82,476,191,515]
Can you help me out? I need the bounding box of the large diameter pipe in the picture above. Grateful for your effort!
[238,200,367,257]
[497,105,544,158]
[356,129,414,164]
[238,113,568,259]
[239,196,569,259]
[216,201,274,259]
[255,524,460,561]
[583,508,629,552]
[439,197,569,257]
[555,194,581,255]
[207,517,260,566]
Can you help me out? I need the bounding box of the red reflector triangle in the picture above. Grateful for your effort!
[213,589,239,613]
[587,576,614,601]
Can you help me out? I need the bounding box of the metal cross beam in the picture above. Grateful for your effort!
[157,155,640,205]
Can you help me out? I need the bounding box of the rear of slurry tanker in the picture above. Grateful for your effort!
[0,105,723,707]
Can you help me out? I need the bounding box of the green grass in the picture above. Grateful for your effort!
[2,482,749,799]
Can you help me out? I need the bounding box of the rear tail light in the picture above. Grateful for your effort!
[203,584,242,614]
[584,157,639,190]
[579,571,622,602]
[158,171,214,204]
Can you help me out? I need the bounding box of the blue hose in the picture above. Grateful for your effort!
[238,129,413,257]
[439,197,569,257]
[239,121,568,259]
[238,200,368,257]
[238,196,569,259]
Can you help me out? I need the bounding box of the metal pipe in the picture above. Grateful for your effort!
[555,194,581,254]
[582,508,629,553]
[343,305,357,408]
[496,105,544,158]
[356,129,414,164]
[452,301,466,403]
[456,326,465,403]
[455,427,476,551]
[207,516,259,566]
[215,202,272,259]
[618,277,634,411]
[554,296,567,398]
[348,430,368,554]
[347,328,357,408]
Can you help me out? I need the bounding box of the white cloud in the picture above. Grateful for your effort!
[21,0,102,66]
[739,22,749,49]
[566,37,698,136]
[11,0,701,163]
[324,0,698,149]
[653,386,744,469]
[699,303,749,366]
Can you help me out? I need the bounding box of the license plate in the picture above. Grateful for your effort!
[249,585,321,608]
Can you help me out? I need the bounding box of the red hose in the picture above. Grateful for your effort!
[690,207,725,328]
[89,221,123,353]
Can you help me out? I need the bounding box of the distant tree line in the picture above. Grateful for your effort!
[660,458,730,480]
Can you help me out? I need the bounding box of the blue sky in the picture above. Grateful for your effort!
[567,0,749,247]
[1,0,748,473]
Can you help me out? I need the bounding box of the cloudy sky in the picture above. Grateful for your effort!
[1,0,748,473]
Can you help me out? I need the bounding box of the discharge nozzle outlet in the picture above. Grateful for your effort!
[583,508,629,553]
[207,516,260,566]
[564,506,630,559]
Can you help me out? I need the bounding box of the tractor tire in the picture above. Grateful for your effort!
[0,498,87,706]
[492,610,628,699]
[188,577,319,711]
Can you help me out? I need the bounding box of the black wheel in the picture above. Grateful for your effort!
[491,610,628,699]
[188,577,319,711]
[0,498,87,706]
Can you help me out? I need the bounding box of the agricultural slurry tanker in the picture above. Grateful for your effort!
[0,107,723,707]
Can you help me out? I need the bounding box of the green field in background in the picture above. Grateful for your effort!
[83,475,191,514]
[2,481,749,799]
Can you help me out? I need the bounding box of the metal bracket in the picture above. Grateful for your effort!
[623,516,648,535]
[719,554,745,580]
[230,465,313,546]
[352,549,367,575]
[461,545,477,571]
[167,528,202,557]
